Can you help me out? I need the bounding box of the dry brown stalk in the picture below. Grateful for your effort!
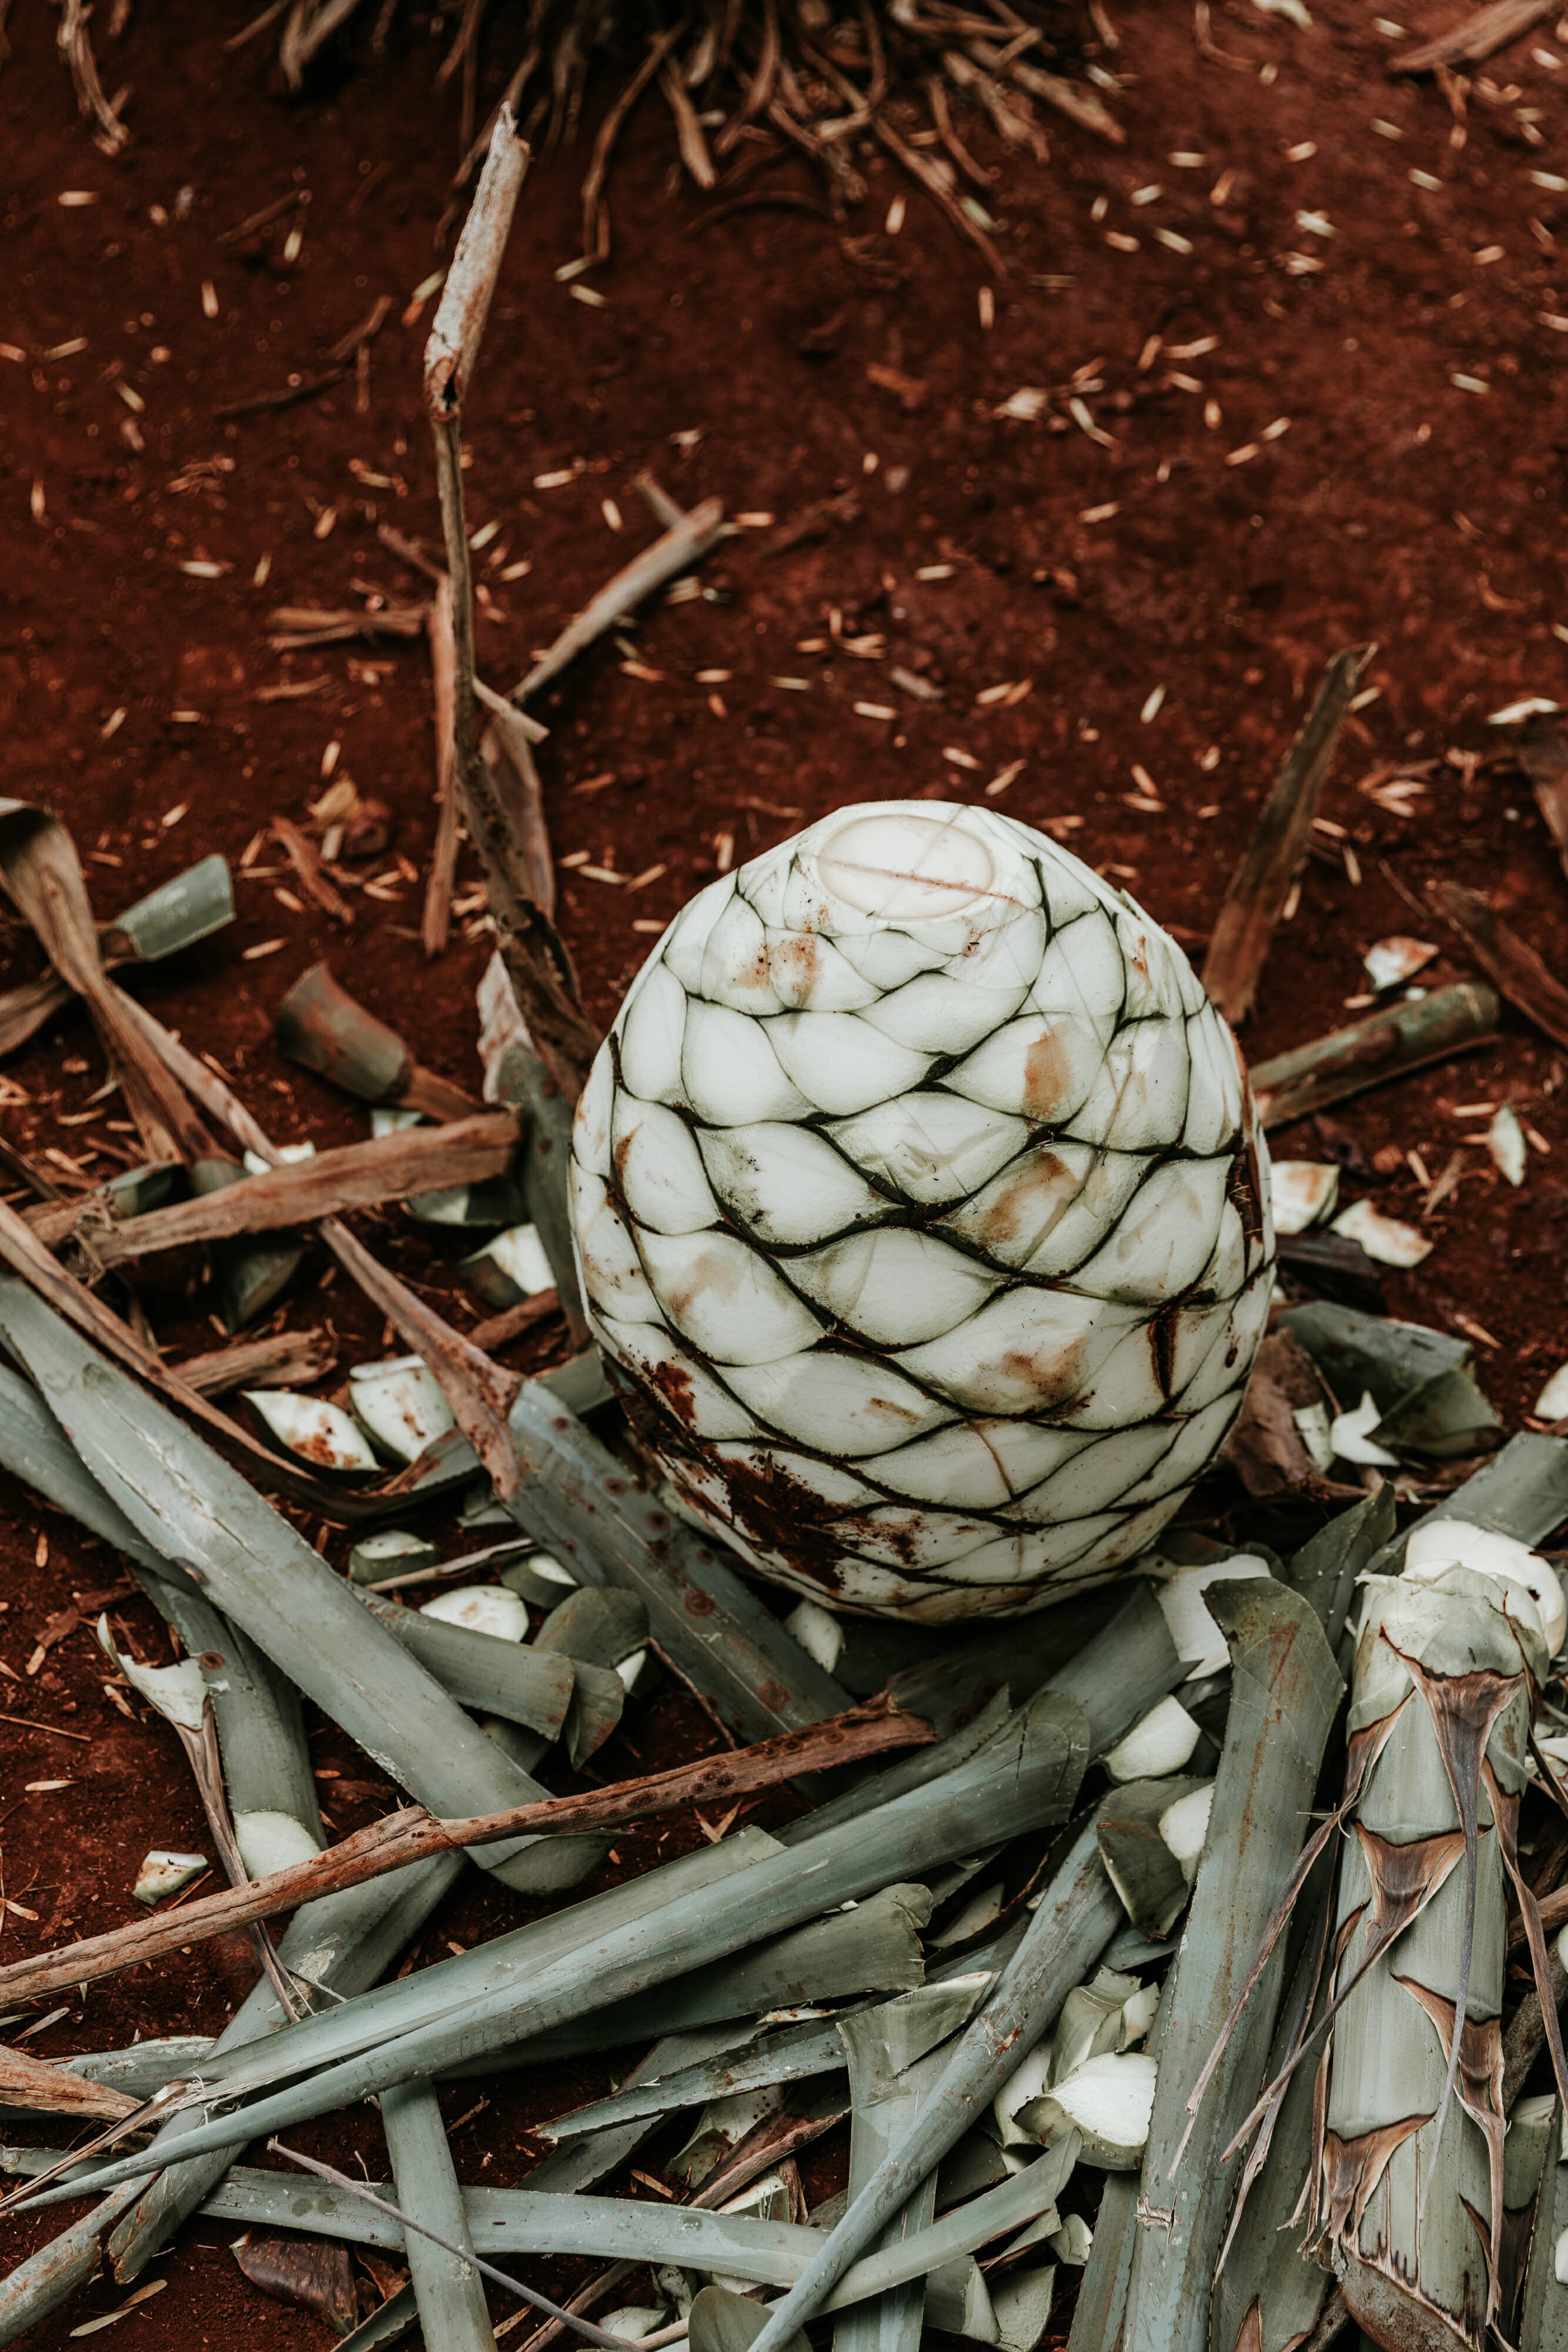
[425,109,599,1098]
[1202,646,1376,1024]
[0,2043,141,2124]
[422,574,461,957]
[0,1701,932,2007]
[1390,0,1556,70]
[0,800,216,1167]
[26,1112,519,1260]
[172,1326,337,1398]
[1432,876,1568,1051]
[1517,714,1568,887]
[272,816,355,924]
[467,1288,562,1351]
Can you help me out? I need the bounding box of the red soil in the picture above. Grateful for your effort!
[4,0,1568,2337]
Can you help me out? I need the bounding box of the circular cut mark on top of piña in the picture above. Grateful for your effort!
[811,807,998,921]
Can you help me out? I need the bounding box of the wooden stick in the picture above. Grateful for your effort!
[1430,877,1568,1051]
[1390,0,1555,71]
[476,684,559,915]
[468,1288,561,1351]
[272,816,354,925]
[422,576,461,958]
[1517,714,1568,889]
[0,2044,140,2124]
[173,1326,337,1398]
[1202,645,1376,1024]
[0,1702,932,2007]
[424,109,600,1100]
[507,501,727,706]
[26,1113,519,1259]
[1250,981,1499,1128]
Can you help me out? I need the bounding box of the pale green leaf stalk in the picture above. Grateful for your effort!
[1123,1581,1343,2352]
[382,2077,497,2352]
[1309,1565,1542,2347]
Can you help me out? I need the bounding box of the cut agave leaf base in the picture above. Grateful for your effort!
[571,800,1275,1619]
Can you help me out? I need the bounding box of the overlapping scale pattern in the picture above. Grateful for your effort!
[570,800,1274,1622]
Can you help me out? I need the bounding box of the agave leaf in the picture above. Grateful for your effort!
[275,961,479,1119]
[1250,981,1500,1129]
[1095,1776,1211,1939]
[359,1592,575,1739]
[832,1982,1005,2352]
[381,2079,495,2352]
[0,1852,464,2337]
[1285,1482,1398,1655]
[1361,1431,1568,1581]
[1519,2101,1568,2349]
[166,2149,1073,2306]
[1278,1301,1472,1416]
[60,1695,1091,2196]
[1372,1366,1504,1464]
[537,2016,852,2146]
[1063,2176,1137,2352]
[501,1372,857,1746]
[724,1803,1122,2352]
[479,951,590,1347]
[0,1282,606,1896]
[106,853,235,963]
[0,2039,214,2129]
[1122,1581,1343,2352]
[1206,1913,1333,2352]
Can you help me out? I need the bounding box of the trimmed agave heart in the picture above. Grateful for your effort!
[570,800,1275,1620]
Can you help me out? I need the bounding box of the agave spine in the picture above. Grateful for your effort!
[570,800,1275,1621]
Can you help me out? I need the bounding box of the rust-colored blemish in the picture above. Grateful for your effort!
[1022,1024,1075,1121]
[649,1359,698,1428]
[770,933,822,997]
[970,1148,1075,1250]
[992,1331,1089,1408]
[661,1243,744,1325]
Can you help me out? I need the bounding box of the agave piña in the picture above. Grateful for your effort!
[570,800,1273,1619]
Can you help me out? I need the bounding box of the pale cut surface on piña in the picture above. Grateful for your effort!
[570,800,1275,1620]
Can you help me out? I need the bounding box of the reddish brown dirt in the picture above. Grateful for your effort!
[5,0,1568,2339]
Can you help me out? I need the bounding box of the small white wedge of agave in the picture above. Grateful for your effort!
[1154,1556,1273,1681]
[348,1528,440,1584]
[420,1585,530,1642]
[1330,1390,1398,1468]
[1101,1695,1202,1783]
[233,1810,322,1875]
[1024,2050,1158,2167]
[245,1389,379,1475]
[1159,1783,1215,1884]
[783,1597,845,1675]
[1489,1103,1529,1187]
[1536,1364,1568,1422]
[242,1141,317,1176]
[133,1850,208,1906]
[349,1356,456,1462]
[468,1223,556,1297]
[1362,935,1436,993]
[1269,1160,1339,1235]
[97,1618,209,1729]
[1330,1197,1432,1268]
